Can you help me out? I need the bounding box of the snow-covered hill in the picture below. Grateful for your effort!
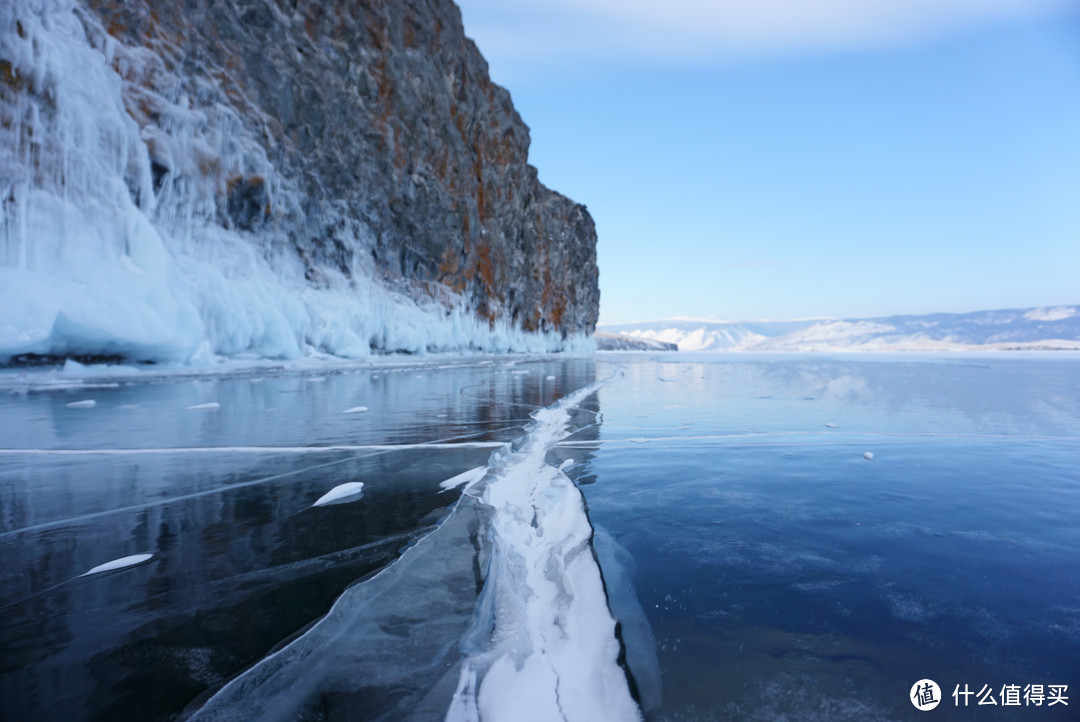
[599,306,1080,352]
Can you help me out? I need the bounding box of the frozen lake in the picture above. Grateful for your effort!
[1,353,1077,720]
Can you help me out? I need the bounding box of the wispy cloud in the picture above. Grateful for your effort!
[458,0,1073,65]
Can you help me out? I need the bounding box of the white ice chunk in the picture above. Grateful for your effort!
[512,370,531,375]
[66,399,96,408]
[78,553,153,577]
[545,375,556,381]
[559,458,575,471]
[447,376,641,722]
[312,482,366,507]
[863,452,875,461]
[439,466,487,491]
[343,406,369,414]
[825,422,838,428]
[186,402,220,410]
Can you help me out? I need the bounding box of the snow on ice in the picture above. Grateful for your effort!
[311,483,366,507]
[446,378,642,722]
[78,553,154,577]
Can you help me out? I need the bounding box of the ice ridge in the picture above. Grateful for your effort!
[446,377,643,721]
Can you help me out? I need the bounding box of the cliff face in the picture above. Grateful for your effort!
[0,0,598,360]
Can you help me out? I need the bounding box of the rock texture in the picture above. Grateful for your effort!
[1,0,598,362]
[90,0,598,338]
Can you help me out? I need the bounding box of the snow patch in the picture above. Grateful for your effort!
[78,553,154,577]
[311,482,365,507]
[1024,306,1078,322]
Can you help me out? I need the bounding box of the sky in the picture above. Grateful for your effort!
[454,0,1080,324]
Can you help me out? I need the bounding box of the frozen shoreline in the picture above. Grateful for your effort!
[4,348,1079,394]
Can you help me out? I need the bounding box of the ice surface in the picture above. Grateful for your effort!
[311,482,365,507]
[592,528,662,714]
[0,0,595,365]
[78,553,153,577]
[0,357,627,720]
[188,489,492,722]
[186,376,639,722]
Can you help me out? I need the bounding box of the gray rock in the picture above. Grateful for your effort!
[86,0,598,340]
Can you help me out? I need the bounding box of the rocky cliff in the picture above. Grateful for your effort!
[0,0,598,361]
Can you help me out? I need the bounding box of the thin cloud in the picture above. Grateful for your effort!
[458,0,1074,65]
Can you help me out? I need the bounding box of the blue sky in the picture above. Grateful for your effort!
[455,0,1080,324]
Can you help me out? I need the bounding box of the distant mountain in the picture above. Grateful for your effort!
[598,306,1080,352]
